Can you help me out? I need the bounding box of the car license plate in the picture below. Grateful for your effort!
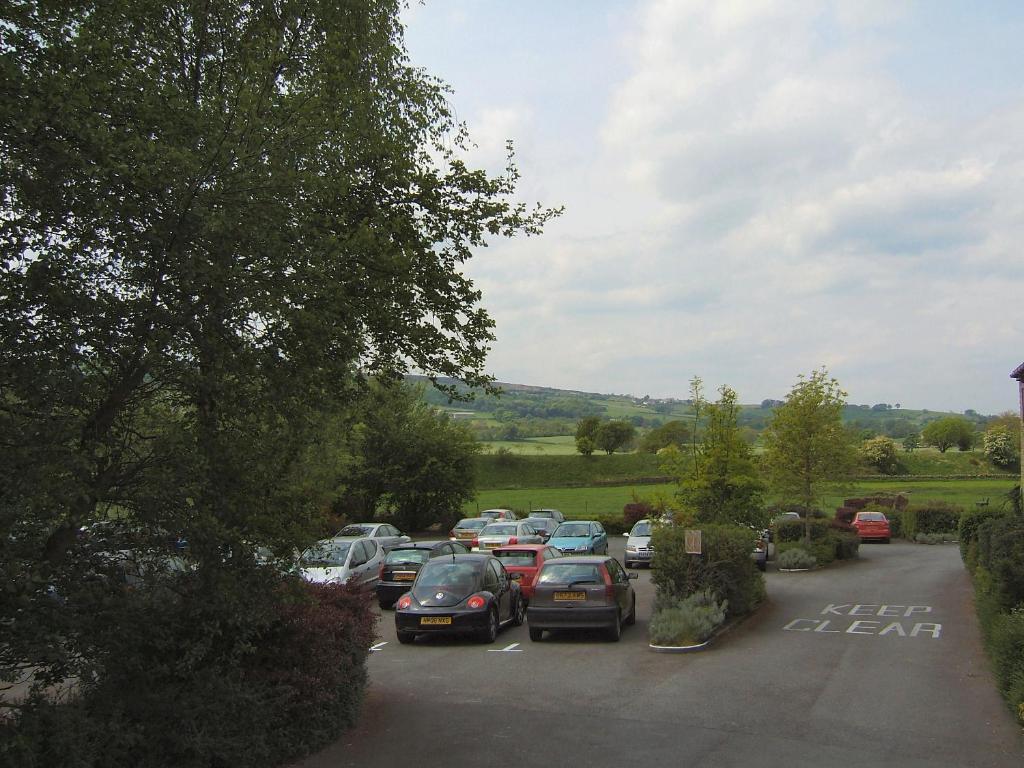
[420,616,452,625]
[554,591,586,601]
[485,542,499,548]
[394,572,415,581]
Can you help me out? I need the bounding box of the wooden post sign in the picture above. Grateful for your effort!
[685,529,702,555]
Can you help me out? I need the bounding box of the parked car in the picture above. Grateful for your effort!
[449,517,490,548]
[852,511,891,543]
[526,555,637,641]
[298,537,383,588]
[548,521,608,554]
[479,508,518,521]
[394,554,524,643]
[473,521,544,551]
[376,540,470,609]
[528,508,566,523]
[491,544,563,602]
[523,516,559,542]
[333,522,410,552]
[623,519,654,568]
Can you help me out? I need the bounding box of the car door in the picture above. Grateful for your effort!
[592,523,608,554]
[605,558,631,613]
[488,559,513,621]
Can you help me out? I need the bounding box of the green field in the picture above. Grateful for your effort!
[465,477,1019,520]
[480,436,579,455]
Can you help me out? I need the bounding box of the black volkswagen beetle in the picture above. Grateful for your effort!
[394,554,524,644]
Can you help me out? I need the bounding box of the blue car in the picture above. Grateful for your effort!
[548,521,608,555]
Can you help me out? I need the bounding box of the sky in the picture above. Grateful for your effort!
[401,0,1024,414]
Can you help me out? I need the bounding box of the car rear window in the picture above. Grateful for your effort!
[456,519,488,530]
[493,550,537,566]
[537,563,603,585]
[338,525,373,536]
[385,548,430,565]
[856,512,887,522]
[415,560,481,589]
[481,524,516,536]
[552,523,590,537]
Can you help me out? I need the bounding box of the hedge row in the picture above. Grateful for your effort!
[774,519,860,565]
[959,491,1024,726]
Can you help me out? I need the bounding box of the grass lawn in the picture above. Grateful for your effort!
[464,484,676,519]
[466,477,1019,520]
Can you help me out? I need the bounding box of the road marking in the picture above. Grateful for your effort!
[369,642,388,652]
[785,603,941,639]
[486,643,522,653]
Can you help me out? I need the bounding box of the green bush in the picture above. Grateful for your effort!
[2,573,377,768]
[651,524,765,616]
[989,608,1024,725]
[648,590,727,646]
[960,506,1009,570]
[777,548,817,569]
[915,532,957,545]
[902,501,963,539]
[774,518,832,544]
[975,516,1024,612]
[834,532,861,559]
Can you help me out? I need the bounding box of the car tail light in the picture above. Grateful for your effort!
[449,529,456,538]
[471,538,478,548]
[396,594,412,610]
[467,594,486,610]
[602,566,615,600]
[508,536,518,545]
[379,563,385,580]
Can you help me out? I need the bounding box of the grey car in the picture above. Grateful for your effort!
[473,521,544,551]
[334,522,411,553]
[526,555,638,641]
[528,508,566,523]
[298,537,383,588]
[523,517,559,543]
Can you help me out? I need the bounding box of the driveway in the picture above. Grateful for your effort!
[296,540,1023,768]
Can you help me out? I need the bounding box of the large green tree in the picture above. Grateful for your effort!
[922,416,976,453]
[762,369,856,542]
[0,1,557,761]
[594,420,636,455]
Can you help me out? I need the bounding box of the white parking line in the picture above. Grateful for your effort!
[486,642,523,653]
[369,642,388,652]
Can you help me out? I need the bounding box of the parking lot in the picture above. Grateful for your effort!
[297,538,1024,768]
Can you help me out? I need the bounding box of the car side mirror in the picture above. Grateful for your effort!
[628,572,639,580]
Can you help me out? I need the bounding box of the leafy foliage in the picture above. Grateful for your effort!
[594,420,636,455]
[859,435,903,475]
[922,417,976,453]
[777,548,817,569]
[648,590,727,646]
[984,424,1020,469]
[762,369,855,542]
[639,420,691,453]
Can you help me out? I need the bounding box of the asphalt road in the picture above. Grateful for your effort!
[296,539,1024,768]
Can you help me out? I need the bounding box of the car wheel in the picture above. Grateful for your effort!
[607,610,622,642]
[883,537,890,544]
[529,626,543,642]
[396,631,414,645]
[625,594,636,626]
[479,609,498,643]
[512,595,525,626]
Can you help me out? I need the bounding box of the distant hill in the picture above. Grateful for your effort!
[407,375,996,442]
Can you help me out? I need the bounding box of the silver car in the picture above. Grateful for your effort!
[623,519,654,569]
[298,537,384,588]
[473,521,543,552]
[334,522,411,552]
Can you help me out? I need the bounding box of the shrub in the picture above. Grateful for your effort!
[3,572,377,768]
[915,532,957,545]
[833,532,861,560]
[904,502,963,537]
[778,548,817,569]
[623,501,653,530]
[959,506,1007,570]
[989,607,1024,725]
[845,494,908,511]
[835,506,857,524]
[859,436,903,474]
[975,515,1024,612]
[648,590,727,646]
[774,518,832,544]
[651,524,765,616]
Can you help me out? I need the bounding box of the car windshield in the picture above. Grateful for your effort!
[385,548,430,565]
[493,551,537,566]
[415,561,481,591]
[530,511,554,518]
[456,519,488,530]
[857,512,887,522]
[538,563,603,585]
[526,518,553,530]
[630,522,652,537]
[552,523,590,538]
[481,524,516,536]
[338,525,373,537]
[300,541,351,567]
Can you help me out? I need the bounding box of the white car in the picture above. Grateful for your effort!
[623,519,654,569]
[473,521,544,551]
[298,537,384,588]
[333,522,410,552]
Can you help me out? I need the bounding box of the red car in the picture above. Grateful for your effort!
[491,544,563,602]
[852,511,891,543]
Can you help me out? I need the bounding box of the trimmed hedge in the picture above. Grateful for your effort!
[960,502,1024,726]
[651,524,765,617]
[775,519,859,565]
[902,502,963,539]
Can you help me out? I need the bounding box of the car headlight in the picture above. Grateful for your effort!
[626,545,637,552]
